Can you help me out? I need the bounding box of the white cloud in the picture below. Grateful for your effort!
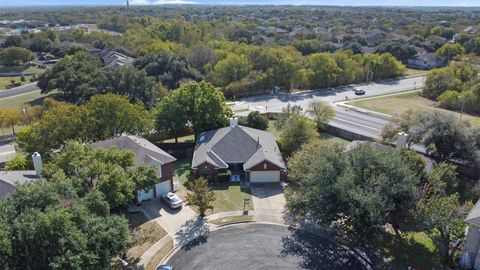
[153,0,197,4]
[129,0,150,5]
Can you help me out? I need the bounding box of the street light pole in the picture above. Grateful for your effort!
[458,95,466,121]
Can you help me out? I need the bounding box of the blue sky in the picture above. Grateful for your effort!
[0,0,478,6]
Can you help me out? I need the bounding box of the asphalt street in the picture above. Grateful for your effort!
[234,76,425,139]
[167,223,367,270]
[0,82,41,100]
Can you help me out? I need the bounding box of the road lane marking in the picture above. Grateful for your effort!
[332,117,383,132]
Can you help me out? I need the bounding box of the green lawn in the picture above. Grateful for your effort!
[0,91,57,136]
[404,68,428,77]
[207,182,253,215]
[0,76,33,90]
[380,231,441,269]
[173,159,253,215]
[0,65,45,74]
[349,92,480,127]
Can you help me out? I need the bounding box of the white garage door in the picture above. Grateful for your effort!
[155,180,172,197]
[250,171,280,183]
[137,188,155,202]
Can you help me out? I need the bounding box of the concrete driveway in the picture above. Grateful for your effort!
[131,199,197,240]
[251,183,286,224]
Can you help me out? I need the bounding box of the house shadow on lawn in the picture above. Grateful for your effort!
[176,217,210,251]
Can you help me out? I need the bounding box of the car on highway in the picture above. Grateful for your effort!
[161,192,183,209]
[156,264,174,270]
[354,88,366,95]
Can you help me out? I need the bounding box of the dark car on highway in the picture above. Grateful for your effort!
[354,88,366,95]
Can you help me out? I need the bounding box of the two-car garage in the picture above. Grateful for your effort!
[249,171,280,183]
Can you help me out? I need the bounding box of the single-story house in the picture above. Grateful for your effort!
[92,135,177,202]
[462,200,480,269]
[0,170,39,200]
[191,118,286,183]
[407,53,446,70]
[100,49,135,68]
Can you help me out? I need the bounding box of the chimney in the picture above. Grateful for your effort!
[229,117,238,128]
[396,132,409,148]
[32,152,43,177]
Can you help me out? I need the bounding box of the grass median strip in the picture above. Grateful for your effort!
[209,215,254,225]
[348,91,480,127]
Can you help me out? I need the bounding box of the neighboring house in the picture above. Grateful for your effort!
[100,49,135,68]
[407,53,446,70]
[462,200,480,269]
[0,171,39,200]
[92,135,177,203]
[191,118,286,183]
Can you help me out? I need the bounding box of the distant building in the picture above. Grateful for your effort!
[100,49,135,68]
[0,171,39,200]
[407,53,446,70]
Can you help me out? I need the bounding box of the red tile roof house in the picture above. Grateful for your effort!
[92,135,177,203]
[191,118,286,184]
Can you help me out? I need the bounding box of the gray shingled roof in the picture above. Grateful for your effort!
[0,171,38,200]
[192,125,285,170]
[92,135,176,166]
[466,199,480,227]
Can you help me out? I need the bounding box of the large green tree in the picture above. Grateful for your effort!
[155,81,232,139]
[91,66,165,108]
[214,54,252,86]
[0,47,34,66]
[134,52,202,89]
[382,109,480,164]
[38,52,102,102]
[0,180,129,270]
[238,111,268,130]
[286,142,421,247]
[43,141,158,209]
[17,95,153,157]
[279,115,319,154]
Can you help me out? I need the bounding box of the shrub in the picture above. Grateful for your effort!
[216,170,232,183]
[437,90,461,110]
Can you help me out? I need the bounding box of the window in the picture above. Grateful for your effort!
[264,163,267,169]
[202,169,210,175]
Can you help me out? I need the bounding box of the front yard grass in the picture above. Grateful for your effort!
[173,159,254,215]
[207,182,253,215]
[349,91,480,127]
[0,76,33,90]
[122,212,167,267]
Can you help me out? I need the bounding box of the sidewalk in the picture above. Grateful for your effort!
[136,234,173,270]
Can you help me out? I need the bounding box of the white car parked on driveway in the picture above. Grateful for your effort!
[162,192,183,209]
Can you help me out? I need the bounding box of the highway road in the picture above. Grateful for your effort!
[0,82,41,100]
[234,76,425,140]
